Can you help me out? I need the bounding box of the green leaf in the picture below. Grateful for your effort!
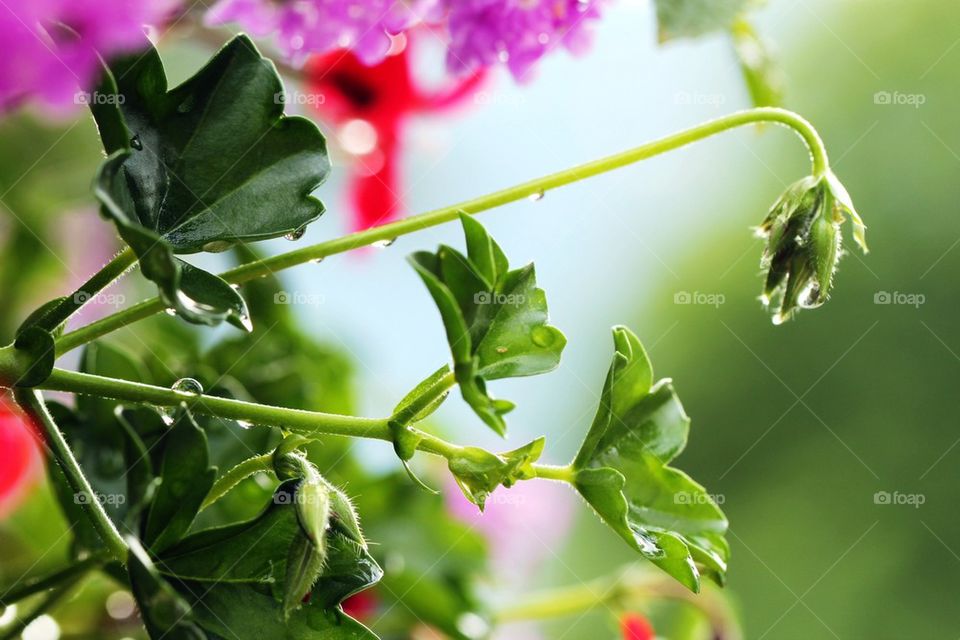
[654,0,751,42]
[284,531,327,618]
[176,582,377,640]
[92,35,329,328]
[12,326,55,387]
[731,18,784,108]
[572,326,729,592]
[144,410,216,552]
[409,214,565,436]
[449,437,544,510]
[16,296,69,338]
[127,537,207,640]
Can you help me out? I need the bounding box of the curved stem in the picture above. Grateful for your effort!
[38,368,569,481]
[0,574,87,640]
[55,107,828,354]
[200,453,274,510]
[40,247,137,333]
[14,389,129,564]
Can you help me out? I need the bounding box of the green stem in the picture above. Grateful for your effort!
[493,567,742,639]
[13,390,128,564]
[40,247,137,333]
[54,107,828,354]
[0,575,86,640]
[200,453,274,510]
[0,554,106,605]
[38,368,569,482]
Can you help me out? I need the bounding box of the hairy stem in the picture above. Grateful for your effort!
[14,390,129,564]
[200,453,274,510]
[55,107,828,354]
[40,247,137,333]
[39,368,570,481]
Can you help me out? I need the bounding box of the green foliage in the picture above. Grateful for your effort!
[91,35,329,329]
[572,326,729,592]
[654,0,751,41]
[410,214,566,435]
[449,438,544,510]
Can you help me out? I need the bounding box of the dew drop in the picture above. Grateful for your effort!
[531,326,557,348]
[236,419,254,430]
[202,240,233,253]
[172,377,204,395]
[772,312,787,326]
[285,226,307,241]
[129,135,142,150]
[528,189,545,202]
[164,308,177,317]
[798,282,823,309]
[372,238,396,248]
[496,346,508,354]
[309,257,325,264]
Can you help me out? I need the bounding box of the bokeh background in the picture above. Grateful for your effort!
[2,0,959,638]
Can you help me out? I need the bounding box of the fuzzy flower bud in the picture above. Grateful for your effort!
[757,170,867,324]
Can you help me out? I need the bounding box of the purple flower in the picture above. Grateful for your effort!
[444,0,603,79]
[205,0,441,66]
[0,0,179,113]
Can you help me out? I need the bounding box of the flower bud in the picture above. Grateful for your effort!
[757,171,866,324]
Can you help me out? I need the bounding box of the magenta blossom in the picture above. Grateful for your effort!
[0,0,178,112]
[205,0,441,66]
[444,0,603,79]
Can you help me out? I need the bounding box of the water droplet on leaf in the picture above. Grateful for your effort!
[528,189,545,202]
[172,377,204,395]
[531,326,557,347]
[129,135,142,150]
[372,238,396,248]
[164,308,177,317]
[285,226,306,241]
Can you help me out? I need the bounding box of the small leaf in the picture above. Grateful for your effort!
[92,35,329,328]
[448,438,544,510]
[327,486,367,550]
[654,0,750,42]
[391,365,452,426]
[17,296,69,337]
[731,18,785,108]
[12,326,55,387]
[144,409,216,552]
[295,474,331,550]
[409,215,565,436]
[572,326,728,592]
[127,537,207,640]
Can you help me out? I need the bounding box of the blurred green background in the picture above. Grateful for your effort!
[2,1,959,638]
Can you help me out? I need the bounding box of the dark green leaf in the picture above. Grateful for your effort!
[144,410,216,552]
[572,326,729,592]
[176,582,377,640]
[449,438,544,510]
[16,296,69,338]
[654,0,751,41]
[409,214,565,436]
[127,537,207,640]
[92,35,329,328]
[177,259,252,331]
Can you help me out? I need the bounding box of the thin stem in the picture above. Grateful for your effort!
[493,567,742,639]
[200,453,274,510]
[13,389,128,564]
[0,576,86,640]
[40,248,137,333]
[38,368,568,482]
[0,554,107,606]
[55,107,828,354]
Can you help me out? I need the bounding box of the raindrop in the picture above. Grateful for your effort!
[528,189,545,202]
[129,135,142,150]
[372,238,396,248]
[202,240,233,253]
[309,257,325,264]
[236,419,254,430]
[531,326,557,348]
[799,282,823,309]
[172,377,204,395]
[164,308,177,317]
[285,226,306,241]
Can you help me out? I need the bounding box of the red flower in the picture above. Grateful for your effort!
[621,613,655,640]
[0,394,42,518]
[341,588,379,620]
[305,34,486,231]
